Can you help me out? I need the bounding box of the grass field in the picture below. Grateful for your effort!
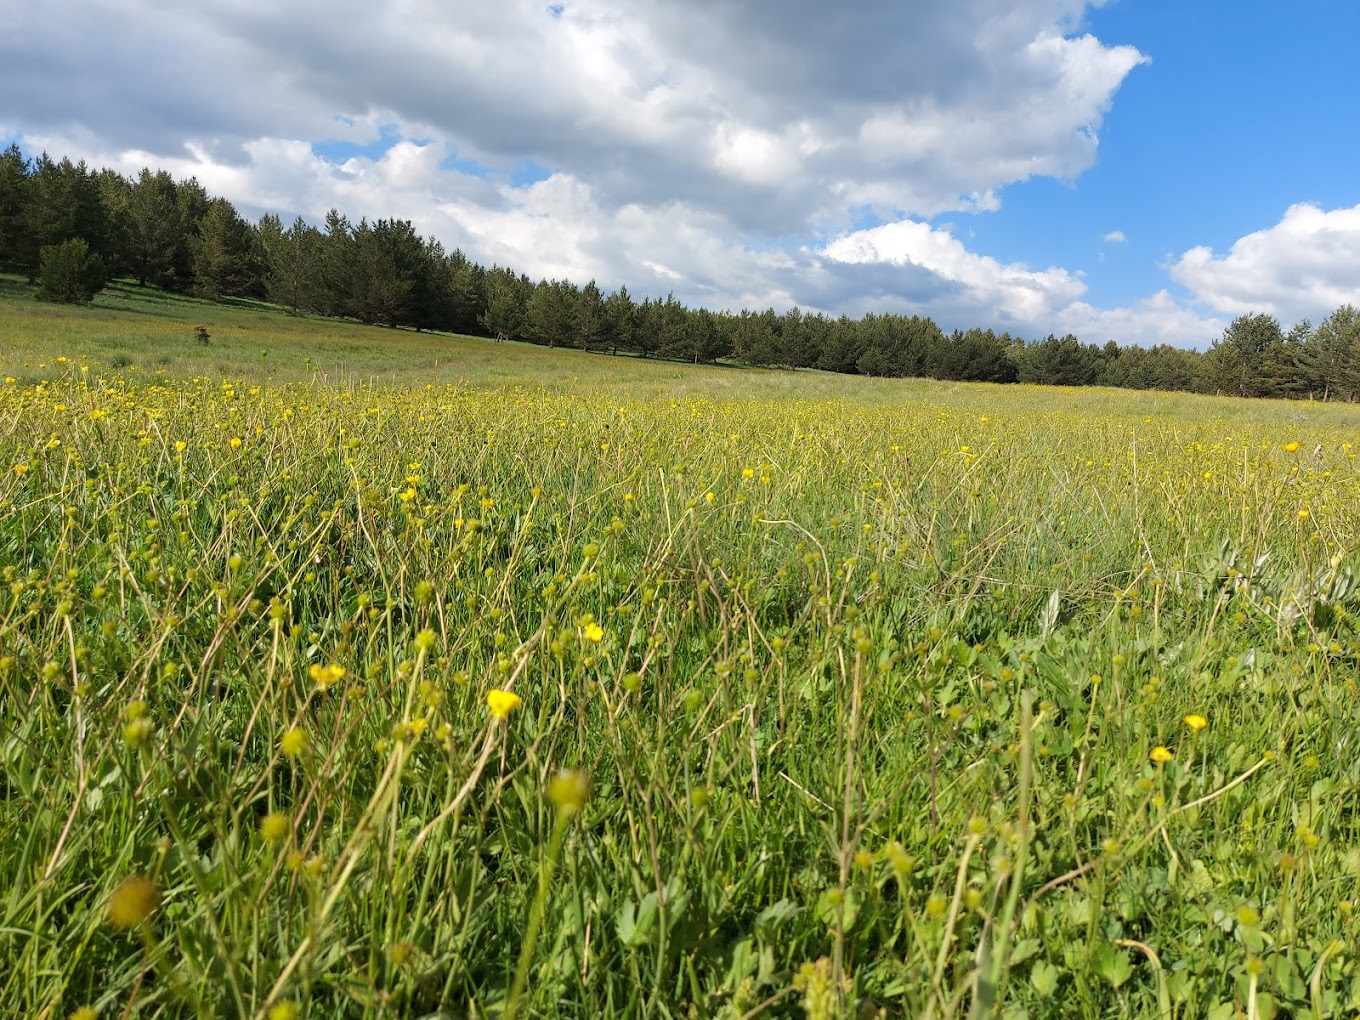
[2,280,1360,1019]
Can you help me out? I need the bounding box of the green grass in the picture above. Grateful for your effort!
[2,280,1360,1019]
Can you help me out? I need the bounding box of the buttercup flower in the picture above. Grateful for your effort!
[487,688,522,720]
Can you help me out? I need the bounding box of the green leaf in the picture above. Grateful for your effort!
[1010,938,1042,966]
[1092,943,1134,989]
[1030,960,1060,997]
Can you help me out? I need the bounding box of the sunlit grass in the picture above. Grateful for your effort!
[2,285,1360,1018]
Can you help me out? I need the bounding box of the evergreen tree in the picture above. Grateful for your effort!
[1019,334,1104,386]
[446,254,483,335]
[930,329,1019,382]
[408,236,457,331]
[347,218,418,326]
[123,169,185,288]
[169,178,211,290]
[816,316,866,374]
[23,155,109,280]
[480,268,526,341]
[317,209,354,318]
[524,279,576,347]
[674,307,730,363]
[259,214,322,314]
[0,144,34,275]
[1207,313,1283,397]
[602,286,636,354]
[575,280,606,349]
[729,308,779,365]
[191,198,256,300]
[95,169,132,280]
[1307,305,1360,401]
[638,294,686,359]
[36,238,107,303]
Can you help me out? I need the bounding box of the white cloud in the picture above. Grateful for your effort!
[3,1,1261,348]
[822,219,1086,323]
[817,219,1222,345]
[1102,230,1126,243]
[0,0,1145,230]
[1169,202,1360,322]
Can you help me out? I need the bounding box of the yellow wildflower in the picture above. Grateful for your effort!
[280,727,307,757]
[260,811,291,843]
[1149,745,1173,765]
[309,663,346,690]
[547,768,590,817]
[108,875,160,929]
[1183,714,1207,733]
[487,688,522,720]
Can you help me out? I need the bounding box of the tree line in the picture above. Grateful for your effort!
[2,144,1358,400]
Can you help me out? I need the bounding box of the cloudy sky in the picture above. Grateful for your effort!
[4,0,1359,347]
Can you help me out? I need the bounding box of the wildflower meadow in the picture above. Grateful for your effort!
[2,287,1360,1019]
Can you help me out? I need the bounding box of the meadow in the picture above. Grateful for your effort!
[2,281,1360,1019]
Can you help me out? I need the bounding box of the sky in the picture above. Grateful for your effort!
[3,0,1359,349]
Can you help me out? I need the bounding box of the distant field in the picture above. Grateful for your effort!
[3,279,1360,1019]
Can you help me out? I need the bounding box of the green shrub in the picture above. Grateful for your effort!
[35,238,107,304]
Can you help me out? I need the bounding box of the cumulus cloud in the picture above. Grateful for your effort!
[816,219,1223,346]
[822,219,1086,324]
[1,0,1145,230]
[1102,230,1126,243]
[0,0,1254,347]
[1169,202,1360,322]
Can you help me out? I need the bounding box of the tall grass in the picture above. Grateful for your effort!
[1,295,1359,1018]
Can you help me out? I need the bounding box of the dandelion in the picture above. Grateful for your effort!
[108,875,160,929]
[268,1003,300,1020]
[68,1008,98,1020]
[583,622,604,643]
[487,688,522,720]
[1284,441,1300,453]
[1149,745,1173,765]
[1183,714,1208,732]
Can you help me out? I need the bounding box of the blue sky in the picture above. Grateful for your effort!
[2,0,1358,347]
[970,0,1360,312]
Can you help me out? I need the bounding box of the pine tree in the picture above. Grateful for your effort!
[1308,305,1360,401]
[0,144,34,276]
[524,279,575,347]
[259,215,323,315]
[123,169,184,288]
[36,238,107,303]
[602,286,636,354]
[575,280,606,349]
[191,198,256,300]
[479,269,529,341]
